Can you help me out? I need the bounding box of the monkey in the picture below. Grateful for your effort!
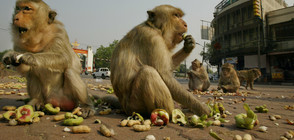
[110,5,210,116]
[237,68,261,90]
[187,59,210,92]
[2,0,94,118]
[218,63,240,93]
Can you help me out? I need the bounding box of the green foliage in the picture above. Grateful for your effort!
[176,64,187,73]
[94,40,118,69]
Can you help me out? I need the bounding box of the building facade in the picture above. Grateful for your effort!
[210,0,294,82]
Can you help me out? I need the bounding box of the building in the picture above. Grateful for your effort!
[266,6,294,82]
[210,0,294,82]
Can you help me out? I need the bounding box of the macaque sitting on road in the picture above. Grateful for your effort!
[2,0,94,118]
[110,5,210,116]
[218,63,240,93]
[187,59,210,92]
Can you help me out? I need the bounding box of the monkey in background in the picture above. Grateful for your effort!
[110,5,210,116]
[238,68,261,90]
[2,0,94,118]
[218,63,240,93]
[187,59,210,92]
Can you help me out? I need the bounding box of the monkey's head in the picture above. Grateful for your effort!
[191,59,202,71]
[12,0,56,40]
[147,5,187,45]
[253,68,262,77]
[221,63,234,77]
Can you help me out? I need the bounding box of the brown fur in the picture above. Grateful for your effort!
[218,63,240,93]
[187,59,210,91]
[110,5,210,116]
[2,0,94,118]
[237,68,261,90]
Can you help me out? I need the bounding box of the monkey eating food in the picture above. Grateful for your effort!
[2,0,94,118]
[110,5,210,116]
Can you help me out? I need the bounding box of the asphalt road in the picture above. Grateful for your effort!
[0,75,294,140]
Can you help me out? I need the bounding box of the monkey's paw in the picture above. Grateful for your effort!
[80,105,96,118]
[2,51,22,66]
[19,53,37,66]
[183,35,195,53]
[27,98,44,111]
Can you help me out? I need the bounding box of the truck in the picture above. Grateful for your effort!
[92,68,111,79]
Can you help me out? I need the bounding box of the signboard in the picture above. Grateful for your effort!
[201,25,213,40]
[224,57,238,64]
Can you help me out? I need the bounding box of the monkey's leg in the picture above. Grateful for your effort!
[64,69,95,118]
[245,81,249,89]
[26,76,45,110]
[202,80,210,91]
[127,66,174,115]
[249,81,254,90]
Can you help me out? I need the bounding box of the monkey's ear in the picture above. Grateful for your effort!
[48,11,57,24]
[147,10,155,21]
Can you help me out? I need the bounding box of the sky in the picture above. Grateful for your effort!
[0,0,293,68]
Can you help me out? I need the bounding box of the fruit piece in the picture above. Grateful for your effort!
[9,119,18,126]
[209,129,224,140]
[120,119,129,127]
[72,125,91,133]
[100,124,113,137]
[44,103,60,115]
[35,111,45,117]
[255,105,268,113]
[235,104,258,129]
[32,117,40,123]
[150,109,169,126]
[16,105,34,123]
[65,112,74,119]
[3,111,16,120]
[143,119,151,125]
[2,106,16,111]
[182,33,188,39]
[243,134,252,140]
[99,108,112,115]
[72,107,81,115]
[133,124,151,132]
[132,112,144,122]
[172,109,187,125]
[127,120,141,127]
[258,126,268,132]
[94,119,102,124]
[63,117,84,126]
[53,114,65,121]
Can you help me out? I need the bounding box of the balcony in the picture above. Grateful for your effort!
[215,0,240,14]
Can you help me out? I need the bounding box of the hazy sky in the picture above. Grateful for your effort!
[0,0,292,67]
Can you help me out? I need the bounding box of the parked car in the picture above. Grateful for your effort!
[92,68,111,79]
[209,74,218,81]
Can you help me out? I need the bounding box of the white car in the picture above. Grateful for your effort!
[92,68,111,79]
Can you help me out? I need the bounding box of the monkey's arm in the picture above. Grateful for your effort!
[191,70,208,81]
[150,37,209,116]
[172,35,195,69]
[18,39,72,71]
[162,72,210,115]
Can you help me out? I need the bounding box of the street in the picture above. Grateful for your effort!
[0,76,293,140]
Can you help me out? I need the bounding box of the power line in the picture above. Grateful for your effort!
[0,28,9,31]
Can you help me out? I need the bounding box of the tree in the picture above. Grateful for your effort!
[94,40,118,69]
[176,64,187,73]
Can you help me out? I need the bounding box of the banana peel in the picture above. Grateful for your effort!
[235,103,258,129]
